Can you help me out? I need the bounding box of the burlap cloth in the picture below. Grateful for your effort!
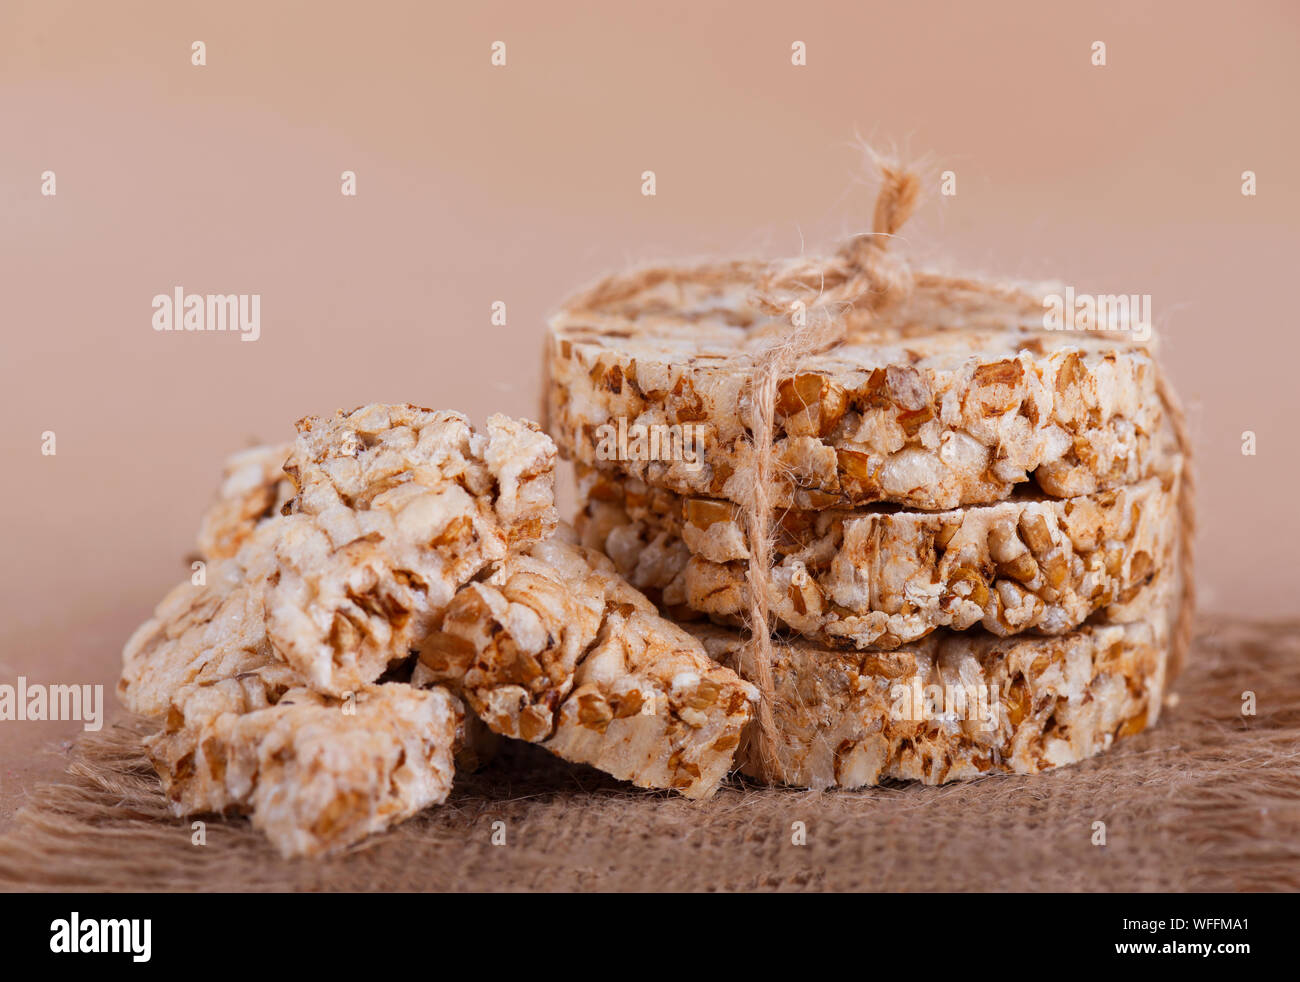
[0,613,1294,892]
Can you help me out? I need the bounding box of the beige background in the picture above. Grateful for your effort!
[1,1,1296,820]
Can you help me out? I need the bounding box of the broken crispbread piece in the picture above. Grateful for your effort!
[124,408,559,711]
[286,406,556,544]
[125,404,557,704]
[264,406,558,695]
[195,442,294,561]
[145,681,461,858]
[120,522,298,718]
[413,528,759,798]
[124,405,558,851]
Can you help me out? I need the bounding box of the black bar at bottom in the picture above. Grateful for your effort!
[0,891,1288,968]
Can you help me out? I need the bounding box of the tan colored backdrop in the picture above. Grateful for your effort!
[1,0,1296,820]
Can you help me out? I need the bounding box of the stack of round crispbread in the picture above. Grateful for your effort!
[545,256,1193,790]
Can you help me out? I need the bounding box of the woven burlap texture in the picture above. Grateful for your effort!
[0,615,1294,892]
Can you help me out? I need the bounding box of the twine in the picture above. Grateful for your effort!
[739,158,921,774]
[560,158,1196,779]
